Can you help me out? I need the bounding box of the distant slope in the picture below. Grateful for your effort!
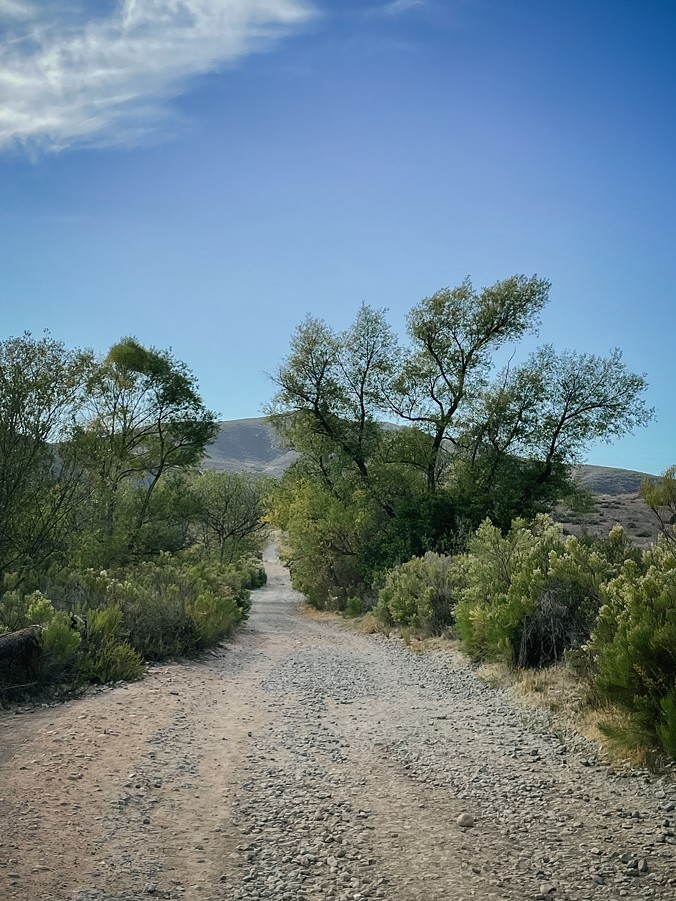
[203,417,297,476]
[204,418,661,546]
[572,464,657,495]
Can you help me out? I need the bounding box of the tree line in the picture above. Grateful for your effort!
[267,274,651,609]
[0,332,269,694]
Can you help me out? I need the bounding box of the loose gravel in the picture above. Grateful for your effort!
[2,546,674,901]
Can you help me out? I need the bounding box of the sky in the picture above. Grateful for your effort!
[1,0,675,473]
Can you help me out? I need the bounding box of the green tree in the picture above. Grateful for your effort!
[74,337,217,561]
[389,275,550,490]
[640,466,676,543]
[193,470,270,561]
[269,304,398,482]
[0,332,93,584]
[454,346,652,528]
[267,276,652,607]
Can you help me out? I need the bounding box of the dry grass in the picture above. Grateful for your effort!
[496,661,658,767]
[300,606,387,636]
[300,605,341,623]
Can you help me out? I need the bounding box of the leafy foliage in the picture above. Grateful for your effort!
[268,275,651,607]
[376,552,461,634]
[0,330,266,699]
[73,337,218,564]
[454,516,613,667]
[640,466,676,544]
[590,539,676,755]
[38,612,81,681]
[0,332,93,583]
[192,470,270,561]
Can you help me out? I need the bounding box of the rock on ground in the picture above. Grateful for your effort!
[0,546,674,901]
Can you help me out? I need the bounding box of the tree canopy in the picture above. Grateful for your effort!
[267,275,652,607]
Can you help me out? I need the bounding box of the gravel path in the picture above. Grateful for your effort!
[1,547,674,901]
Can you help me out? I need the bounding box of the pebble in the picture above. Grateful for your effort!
[61,556,676,901]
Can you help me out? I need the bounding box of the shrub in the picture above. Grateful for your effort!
[590,540,676,756]
[0,588,56,632]
[187,590,240,646]
[657,690,676,758]
[85,642,144,684]
[376,552,461,635]
[88,605,122,642]
[345,596,363,617]
[118,581,200,660]
[39,612,81,680]
[455,516,612,667]
[0,549,265,694]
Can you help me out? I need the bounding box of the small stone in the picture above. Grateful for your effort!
[456,812,475,828]
[145,883,157,894]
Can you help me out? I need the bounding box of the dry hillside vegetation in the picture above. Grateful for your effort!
[556,465,661,548]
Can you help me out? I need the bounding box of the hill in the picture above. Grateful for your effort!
[204,418,661,546]
[204,417,297,476]
[572,464,657,495]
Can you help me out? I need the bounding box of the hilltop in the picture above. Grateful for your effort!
[203,417,297,476]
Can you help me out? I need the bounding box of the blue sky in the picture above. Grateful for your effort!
[1,0,674,473]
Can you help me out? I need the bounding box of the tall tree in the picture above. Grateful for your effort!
[269,304,398,484]
[267,275,653,608]
[0,332,93,583]
[389,275,551,490]
[455,346,653,527]
[75,337,217,559]
[193,470,270,561]
[640,466,676,543]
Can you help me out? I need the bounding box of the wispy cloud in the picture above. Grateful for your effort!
[0,0,315,153]
[371,0,425,17]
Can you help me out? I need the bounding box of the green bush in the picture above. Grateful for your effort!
[345,596,363,617]
[41,551,264,661]
[118,580,200,660]
[84,641,144,684]
[0,588,56,632]
[591,540,676,755]
[0,549,265,694]
[376,552,461,635]
[657,690,676,758]
[455,516,612,667]
[187,589,240,646]
[39,611,81,680]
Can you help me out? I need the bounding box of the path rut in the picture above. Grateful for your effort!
[0,548,674,901]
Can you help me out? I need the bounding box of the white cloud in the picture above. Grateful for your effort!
[0,1,37,21]
[0,0,315,152]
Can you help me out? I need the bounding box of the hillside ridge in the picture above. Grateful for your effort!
[205,417,656,492]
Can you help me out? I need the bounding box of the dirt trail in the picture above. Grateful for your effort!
[0,547,674,901]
